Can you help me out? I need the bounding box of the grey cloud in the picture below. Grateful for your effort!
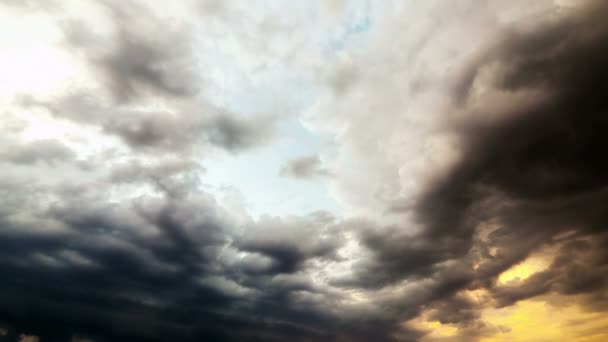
[280,155,330,180]
[328,63,359,96]
[322,1,608,339]
[0,1,348,341]
[109,158,200,184]
[3,0,608,341]
[207,115,275,151]
[0,139,353,341]
[413,0,608,337]
[0,140,75,166]
[20,93,275,154]
[102,110,202,151]
[0,172,350,341]
[62,1,199,103]
[236,214,342,275]
[10,0,277,156]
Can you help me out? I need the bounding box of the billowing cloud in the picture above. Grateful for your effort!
[1,0,607,341]
[61,0,200,102]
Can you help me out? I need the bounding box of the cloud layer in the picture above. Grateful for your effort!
[1,0,607,341]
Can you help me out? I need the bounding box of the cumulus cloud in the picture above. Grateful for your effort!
[1,0,607,341]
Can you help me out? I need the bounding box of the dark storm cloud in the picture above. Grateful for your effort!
[0,1,297,335]
[280,155,330,180]
[426,294,479,325]
[0,168,351,341]
[3,1,608,341]
[488,230,608,308]
[448,0,608,292]
[385,0,607,279]
[0,108,344,340]
[236,214,342,274]
[332,0,608,338]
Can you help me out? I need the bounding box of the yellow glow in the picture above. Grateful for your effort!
[426,321,459,337]
[404,290,491,341]
[481,295,608,342]
[410,244,608,341]
[406,313,460,341]
[408,295,608,342]
[405,287,608,342]
[498,255,549,284]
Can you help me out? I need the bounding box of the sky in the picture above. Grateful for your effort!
[0,0,607,341]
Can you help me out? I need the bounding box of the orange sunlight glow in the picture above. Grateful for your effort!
[408,251,608,341]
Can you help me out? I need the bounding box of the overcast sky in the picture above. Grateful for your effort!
[1,0,607,341]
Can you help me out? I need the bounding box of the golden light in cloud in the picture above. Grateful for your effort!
[404,289,490,341]
[480,294,608,342]
[409,246,608,342]
[408,292,608,342]
[498,254,550,285]
[406,315,459,341]
[404,310,458,342]
[425,321,459,339]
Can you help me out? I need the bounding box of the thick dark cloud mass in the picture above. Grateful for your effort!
[0,169,345,341]
[448,0,608,290]
[351,0,608,338]
[2,0,608,341]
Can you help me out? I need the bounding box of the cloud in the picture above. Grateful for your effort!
[387,0,608,338]
[1,0,608,341]
[305,0,608,339]
[61,0,200,103]
[19,92,275,154]
[280,155,330,180]
[207,115,275,152]
[0,139,75,166]
[236,213,342,274]
[0,163,345,340]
